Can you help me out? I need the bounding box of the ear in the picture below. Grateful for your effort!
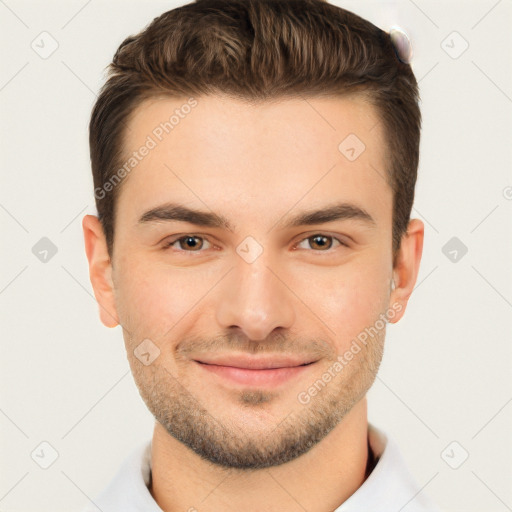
[82,214,119,328]
[388,218,424,323]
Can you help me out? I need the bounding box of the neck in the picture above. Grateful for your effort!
[149,398,370,512]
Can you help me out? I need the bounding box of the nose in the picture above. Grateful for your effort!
[215,252,296,341]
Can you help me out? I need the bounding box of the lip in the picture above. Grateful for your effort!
[193,355,318,387]
[195,354,317,369]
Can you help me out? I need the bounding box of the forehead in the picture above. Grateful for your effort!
[117,93,391,229]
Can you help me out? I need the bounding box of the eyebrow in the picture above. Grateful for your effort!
[138,204,235,231]
[137,202,375,231]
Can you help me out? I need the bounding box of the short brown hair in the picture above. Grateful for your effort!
[89,0,421,261]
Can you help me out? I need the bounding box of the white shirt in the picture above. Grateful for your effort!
[81,423,441,512]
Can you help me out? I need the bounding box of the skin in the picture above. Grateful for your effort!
[83,93,423,512]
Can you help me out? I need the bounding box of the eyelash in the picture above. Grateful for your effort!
[162,233,349,255]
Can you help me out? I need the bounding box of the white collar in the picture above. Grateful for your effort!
[82,423,440,512]
[335,424,440,511]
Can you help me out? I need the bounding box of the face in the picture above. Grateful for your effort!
[85,93,421,469]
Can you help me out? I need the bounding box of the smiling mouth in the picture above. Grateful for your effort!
[193,354,318,369]
[193,357,318,387]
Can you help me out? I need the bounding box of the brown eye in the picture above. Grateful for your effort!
[296,234,346,251]
[309,235,332,250]
[179,236,203,251]
[165,235,211,252]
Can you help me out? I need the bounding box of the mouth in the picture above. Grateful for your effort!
[193,355,318,387]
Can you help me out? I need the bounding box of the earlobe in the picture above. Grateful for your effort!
[82,215,119,328]
[388,219,424,324]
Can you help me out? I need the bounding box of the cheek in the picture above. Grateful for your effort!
[289,256,390,351]
[113,258,216,338]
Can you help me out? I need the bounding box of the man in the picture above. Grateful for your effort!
[82,0,440,510]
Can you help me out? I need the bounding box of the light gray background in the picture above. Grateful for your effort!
[1,0,511,511]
